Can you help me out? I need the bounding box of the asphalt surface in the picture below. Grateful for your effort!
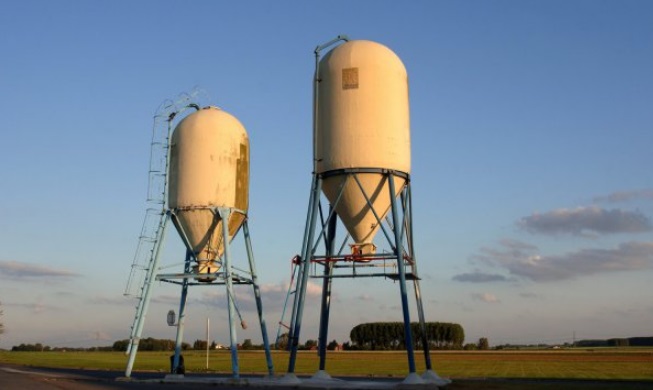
[0,364,253,389]
[0,364,421,389]
[2,364,653,390]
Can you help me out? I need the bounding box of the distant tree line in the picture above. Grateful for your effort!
[349,322,464,350]
[463,337,490,350]
[112,338,190,352]
[10,343,115,352]
[12,343,51,351]
[576,337,653,347]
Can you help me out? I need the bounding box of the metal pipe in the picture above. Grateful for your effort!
[313,35,349,173]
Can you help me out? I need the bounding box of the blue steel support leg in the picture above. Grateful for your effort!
[287,175,319,346]
[413,279,431,368]
[405,185,433,371]
[317,264,334,370]
[125,219,169,377]
[318,206,337,371]
[242,220,274,377]
[388,173,416,374]
[288,176,322,373]
[172,250,192,374]
[219,207,240,379]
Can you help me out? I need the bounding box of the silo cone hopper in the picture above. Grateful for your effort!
[124,102,273,381]
[282,37,450,387]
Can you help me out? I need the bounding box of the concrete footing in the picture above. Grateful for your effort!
[129,372,444,388]
[311,370,333,380]
[422,370,451,386]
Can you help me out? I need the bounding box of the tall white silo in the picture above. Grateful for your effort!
[283,37,448,386]
[316,40,410,255]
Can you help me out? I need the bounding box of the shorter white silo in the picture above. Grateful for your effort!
[168,106,249,279]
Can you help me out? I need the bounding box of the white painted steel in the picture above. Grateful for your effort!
[168,107,249,275]
[316,40,410,253]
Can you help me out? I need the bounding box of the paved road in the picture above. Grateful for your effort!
[2,364,653,390]
[0,364,251,389]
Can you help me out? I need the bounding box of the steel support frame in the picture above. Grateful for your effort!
[286,169,435,378]
[124,207,274,379]
[125,218,169,377]
[285,33,437,380]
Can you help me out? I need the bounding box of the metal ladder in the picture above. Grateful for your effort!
[123,89,208,352]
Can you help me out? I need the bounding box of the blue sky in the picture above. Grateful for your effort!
[1,0,652,352]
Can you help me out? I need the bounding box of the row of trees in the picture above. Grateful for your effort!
[275,334,341,351]
[111,338,266,352]
[349,322,465,350]
[112,338,190,351]
[576,337,653,347]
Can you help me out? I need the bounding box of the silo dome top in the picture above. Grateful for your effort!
[320,40,407,77]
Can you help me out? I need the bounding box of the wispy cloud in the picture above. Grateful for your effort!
[4,301,60,314]
[0,260,80,280]
[498,238,538,251]
[471,293,500,303]
[474,241,653,282]
[88,296,132,305]
[518,206,651,236]
[519,292,540,299]
[453,271,509,283]
[593,189,653,203]
[88,331,112,341]
[171,281,324,312]
[358,294,374,301]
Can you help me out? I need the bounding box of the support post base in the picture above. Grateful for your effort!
[422,370,451,386]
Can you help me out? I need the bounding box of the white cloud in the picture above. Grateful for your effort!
[471,293,500,303]
[518,206,651,236]
[474,241,653,282]
[593,189,653,203]
[87,296,133,305]
[358,294,374,301]
[452,271,509,283]
[0,260,80,280]
[4,301,58,314]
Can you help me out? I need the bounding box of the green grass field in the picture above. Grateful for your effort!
[1,349,652,381]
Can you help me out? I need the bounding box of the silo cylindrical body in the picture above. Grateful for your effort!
[168,107,249,279]
[315,40,410,254]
